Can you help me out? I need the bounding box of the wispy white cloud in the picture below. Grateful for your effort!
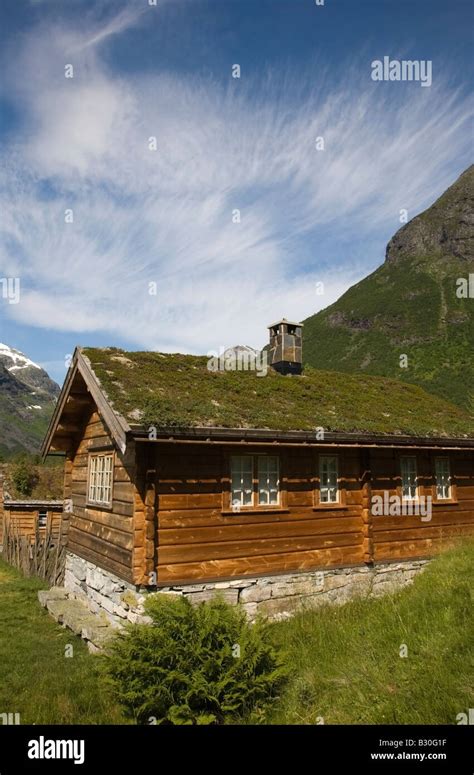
[1,10,472,356]
[69,5,149,53]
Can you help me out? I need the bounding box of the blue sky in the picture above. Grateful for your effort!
[0,0,472,384]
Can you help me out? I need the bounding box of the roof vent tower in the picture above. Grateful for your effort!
[267,318,303,376]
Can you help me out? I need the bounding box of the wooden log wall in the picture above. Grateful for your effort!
[0,507,62,545]
[371,449,474,561]
[131,443,157,585]
[153,445,366,584]
[64,418,474,588]
[67,408,136,583]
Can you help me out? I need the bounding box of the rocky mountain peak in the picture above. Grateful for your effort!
[385,164,474,265]
[303,165,474,409]
[0,344,60,455]
[0,343,59,398]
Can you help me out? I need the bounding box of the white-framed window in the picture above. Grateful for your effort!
[88,452,114,506]
[38,509,48,528]
[319,455,339,504]
[230,455,280,509]
[258,455,279,506]
[401,456,418,500]
[231,455,253,508]
[435,457,451,500]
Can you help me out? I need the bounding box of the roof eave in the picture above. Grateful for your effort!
[78,350,131,453]
[40,349,81,459]
[129,425,474,449]
[41,348,131,459]
[4,500,64,508]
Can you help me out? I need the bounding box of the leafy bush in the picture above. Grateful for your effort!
[10,455,38,497]
[102,594,287,725]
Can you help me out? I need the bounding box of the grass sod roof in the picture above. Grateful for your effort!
[81,348,474,439]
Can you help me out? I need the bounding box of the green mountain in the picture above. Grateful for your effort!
[0,344,59,458]
[303,165,474,409]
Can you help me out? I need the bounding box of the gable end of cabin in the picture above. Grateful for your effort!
[46,363,153,602]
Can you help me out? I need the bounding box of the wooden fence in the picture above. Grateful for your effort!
[1,518,66,586]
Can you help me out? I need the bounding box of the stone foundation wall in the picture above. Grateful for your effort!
[65,552,429,628]
[65,554,149,628]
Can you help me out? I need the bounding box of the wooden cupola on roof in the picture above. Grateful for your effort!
[267,318,304,376]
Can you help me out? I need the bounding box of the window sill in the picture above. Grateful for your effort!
[313,504,349,511]
[86,501,114,512]
[221,507,289,516]
[432,500,458,506]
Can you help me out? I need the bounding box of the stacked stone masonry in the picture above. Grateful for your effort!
[64,552,429,630]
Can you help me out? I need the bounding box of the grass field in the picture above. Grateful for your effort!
[0,541,472,725]
[267,540,474,724]
[0,560,127,724]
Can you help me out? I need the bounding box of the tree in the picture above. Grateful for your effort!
[10,455,37,497]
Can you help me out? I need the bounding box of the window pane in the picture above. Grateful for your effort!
[258,456,279,506]
[319,456,338,503]
[97,456,104,503]
[435,458,451,500]
[258,457,268,505]
[89,456,96,501]
[38,511,47,528]
[89,454,113,505]
[104,455,113,502]
[401,457,417,500]
[231,456,253,507]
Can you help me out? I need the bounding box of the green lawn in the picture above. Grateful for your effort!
[0,559,127,724]
[267,540,474,724]
[0,542,472,725]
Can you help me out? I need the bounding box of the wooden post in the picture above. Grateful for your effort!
[53,518,63,585]
[360,449,374,564]
[15,521,20,569]
[0,469,4,548]
[34,522,39,577]
[42,522,50,579]
[144,467,157,584]
[131,443,157,586]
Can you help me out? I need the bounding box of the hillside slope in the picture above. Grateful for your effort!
[303,166,474,409]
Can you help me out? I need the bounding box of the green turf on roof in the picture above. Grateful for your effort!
[81,348,474,438]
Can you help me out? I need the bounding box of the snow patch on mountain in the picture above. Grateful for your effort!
[0,342,41,371]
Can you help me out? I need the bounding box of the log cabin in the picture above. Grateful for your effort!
[41,321,474,623]
[0,500,63,548]
[0,470,63,550]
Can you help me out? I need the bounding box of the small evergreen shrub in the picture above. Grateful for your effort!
[102,594,287,725]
